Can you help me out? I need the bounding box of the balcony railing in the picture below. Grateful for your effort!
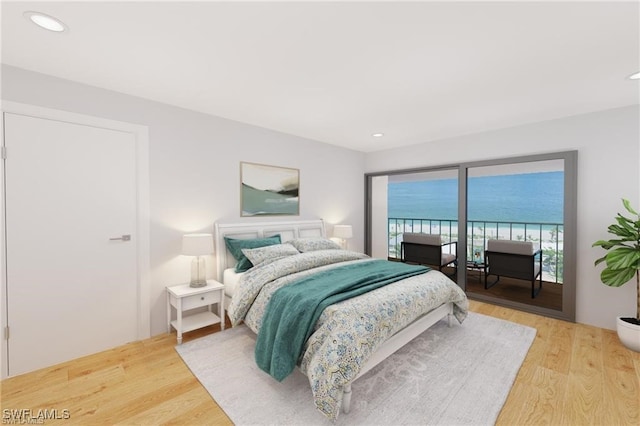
[388,217,564,284]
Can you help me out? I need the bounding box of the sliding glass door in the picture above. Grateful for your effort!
[365,151,577,322]
[466,159,565,311]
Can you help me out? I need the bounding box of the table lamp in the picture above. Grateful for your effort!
[182,233,214,287]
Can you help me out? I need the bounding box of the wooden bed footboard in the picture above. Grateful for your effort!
[341,302,454,414]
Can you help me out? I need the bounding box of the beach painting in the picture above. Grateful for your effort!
[241,162,299,216]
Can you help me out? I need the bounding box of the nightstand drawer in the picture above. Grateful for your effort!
[182,291,219,310]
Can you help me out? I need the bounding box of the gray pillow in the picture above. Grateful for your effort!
[241,243,300,267]
[287,237,341,252]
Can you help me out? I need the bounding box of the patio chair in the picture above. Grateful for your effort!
[484,239,543,298]
[401,233,457,278]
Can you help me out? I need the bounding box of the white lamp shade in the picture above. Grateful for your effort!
[333,225,353,239]
[182,233,214,256]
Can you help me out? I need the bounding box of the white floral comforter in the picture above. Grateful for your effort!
[227,249,469,421]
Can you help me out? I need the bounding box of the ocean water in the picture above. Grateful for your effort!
[388,171,564,224]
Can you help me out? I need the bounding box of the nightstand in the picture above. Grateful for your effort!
[166,279,225,344]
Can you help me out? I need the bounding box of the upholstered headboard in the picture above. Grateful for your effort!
[214,219,326,281]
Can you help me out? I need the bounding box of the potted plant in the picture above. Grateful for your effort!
[592,198,640,352]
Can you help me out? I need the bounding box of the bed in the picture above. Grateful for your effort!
[214,219,468,421]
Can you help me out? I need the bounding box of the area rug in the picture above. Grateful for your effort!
[175,312,536,425]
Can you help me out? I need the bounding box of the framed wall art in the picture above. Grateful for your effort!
[240,162,300,216]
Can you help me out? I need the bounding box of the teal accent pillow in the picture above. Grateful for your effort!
[224,235,281,272]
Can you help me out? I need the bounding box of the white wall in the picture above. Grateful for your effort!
[1,65,366,336]
[366,105,640,330]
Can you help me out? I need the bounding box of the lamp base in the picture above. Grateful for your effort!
[189,280,207,288]
[189,256,207,288]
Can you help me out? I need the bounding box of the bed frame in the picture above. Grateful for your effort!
[213,219,453,414]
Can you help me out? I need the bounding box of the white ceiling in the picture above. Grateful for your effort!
[2,1,639,152]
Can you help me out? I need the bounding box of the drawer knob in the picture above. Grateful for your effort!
[201,296,205,300]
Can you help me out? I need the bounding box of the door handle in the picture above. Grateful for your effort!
[109,234,131,241]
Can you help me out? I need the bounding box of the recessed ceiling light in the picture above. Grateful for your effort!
[372,133,384,138]
[24,11,68,33]
[629,72,640,80]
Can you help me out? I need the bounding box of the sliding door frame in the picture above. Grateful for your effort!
[365,150,577,322]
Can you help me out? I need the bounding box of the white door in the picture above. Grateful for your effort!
[4,112,139,376]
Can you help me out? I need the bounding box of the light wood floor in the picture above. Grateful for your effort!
[1,301,638,425]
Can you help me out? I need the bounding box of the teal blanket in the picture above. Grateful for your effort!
[255,259,431,381]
